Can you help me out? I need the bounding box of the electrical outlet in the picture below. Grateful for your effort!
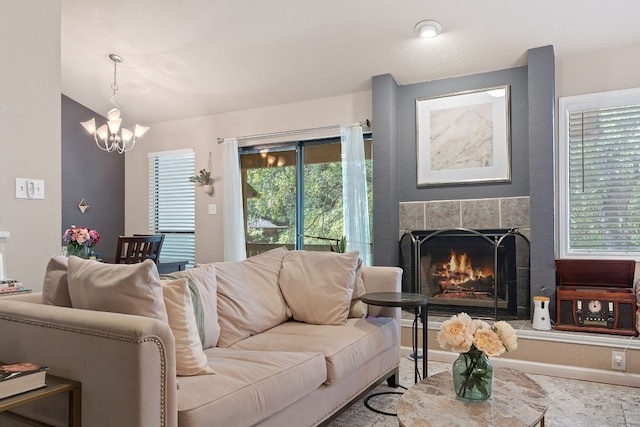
[612,351,626,371]
[208,204,217,215]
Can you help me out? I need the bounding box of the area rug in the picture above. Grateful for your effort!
[327,356,640,427]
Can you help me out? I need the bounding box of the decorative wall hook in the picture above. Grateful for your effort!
[78,199,90,214]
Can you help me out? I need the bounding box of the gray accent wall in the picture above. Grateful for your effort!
[397,66,530,201]
[527,46,556,307]
[372,45,556,316]
[372,74,400,268]
[61,95,124,258]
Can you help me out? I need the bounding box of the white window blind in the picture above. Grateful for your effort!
[148,149,195,266]
[558,88,640,258]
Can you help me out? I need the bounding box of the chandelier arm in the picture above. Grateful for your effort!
[120,137,137,153]
[92,132,111,152]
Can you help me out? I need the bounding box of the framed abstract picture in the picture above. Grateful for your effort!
[416,85,511,186]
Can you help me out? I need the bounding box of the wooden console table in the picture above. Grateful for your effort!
[0,374,81,426]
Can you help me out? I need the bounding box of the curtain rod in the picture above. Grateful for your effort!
[217,119,370,144]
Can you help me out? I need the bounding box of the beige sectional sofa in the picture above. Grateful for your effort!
[0,247,402,427]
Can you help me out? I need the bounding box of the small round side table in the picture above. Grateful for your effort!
[361,292,428,383]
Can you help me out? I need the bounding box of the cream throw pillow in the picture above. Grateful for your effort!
[67,257,168,323]
[212,247,289,347]
[161,278,215,376]
[279,250,359,325]
[164,264,220,349]
[41,256,72,307]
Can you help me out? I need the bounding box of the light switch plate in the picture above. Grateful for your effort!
[15,178,27,199]
[15,178,44,199]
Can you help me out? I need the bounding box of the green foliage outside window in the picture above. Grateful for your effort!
[244,144,372,249]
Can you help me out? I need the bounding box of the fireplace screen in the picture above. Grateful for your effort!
[399,229,530,319]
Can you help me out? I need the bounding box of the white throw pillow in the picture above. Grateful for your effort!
[161,278,215,376]
[279,251,359,325]
[67,257,168,323]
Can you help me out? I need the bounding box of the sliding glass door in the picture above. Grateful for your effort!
[240,136,372,256]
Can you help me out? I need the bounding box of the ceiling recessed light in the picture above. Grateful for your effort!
[414,20,442,39]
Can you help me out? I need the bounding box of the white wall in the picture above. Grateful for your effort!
[556,44,640,97]
[0,0,61,291]
[125,91,371,263]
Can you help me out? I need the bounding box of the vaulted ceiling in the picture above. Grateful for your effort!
[61,0,640,125]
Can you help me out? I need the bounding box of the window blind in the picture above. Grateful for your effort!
[148,149,195,266]
[566,103,640,254]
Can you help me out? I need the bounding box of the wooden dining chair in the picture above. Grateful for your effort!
[114,234,164,264]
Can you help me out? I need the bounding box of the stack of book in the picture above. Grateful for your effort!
[0,280,27,295]
[0,362,48,399]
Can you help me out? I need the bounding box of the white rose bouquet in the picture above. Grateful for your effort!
[437,312,518,401]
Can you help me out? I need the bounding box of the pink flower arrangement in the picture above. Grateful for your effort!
[63,225,100,248]
[437,312,518,357]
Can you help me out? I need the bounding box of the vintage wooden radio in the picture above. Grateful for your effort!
[555,259,638,336]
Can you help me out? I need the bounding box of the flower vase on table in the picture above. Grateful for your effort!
[437,312,518,402]
[63,225,100,259]
[65,243,90,258]
[452,346,493,402]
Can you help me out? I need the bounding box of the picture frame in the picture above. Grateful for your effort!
[416,85,511,186]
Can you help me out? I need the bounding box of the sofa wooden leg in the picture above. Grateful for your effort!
[386,366,400,387]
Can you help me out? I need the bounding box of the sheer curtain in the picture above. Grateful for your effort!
[222,138,247,261]
[340,124,371,265]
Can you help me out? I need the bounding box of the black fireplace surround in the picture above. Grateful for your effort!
[399,228,531,320]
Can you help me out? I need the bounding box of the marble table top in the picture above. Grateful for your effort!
[397,368,548,427]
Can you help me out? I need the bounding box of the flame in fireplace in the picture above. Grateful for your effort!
[433,251,494,288]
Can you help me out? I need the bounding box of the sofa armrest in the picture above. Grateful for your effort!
[361,266,402,324]
[0,299,177,427]
[1,291,42,303]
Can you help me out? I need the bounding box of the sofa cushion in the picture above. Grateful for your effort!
[163,264,220,349]
[176,348,326,427]
[41,256,72,307]
[279,251,359,325]
[210,247,289,347]
[67,257,168,323]
[162,277,216,376]
[231,317,398,385]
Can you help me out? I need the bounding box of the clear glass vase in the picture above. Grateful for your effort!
[66,244,90,259]
[452,348,493,402]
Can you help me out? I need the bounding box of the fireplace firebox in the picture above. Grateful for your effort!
[399,228,531,319]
